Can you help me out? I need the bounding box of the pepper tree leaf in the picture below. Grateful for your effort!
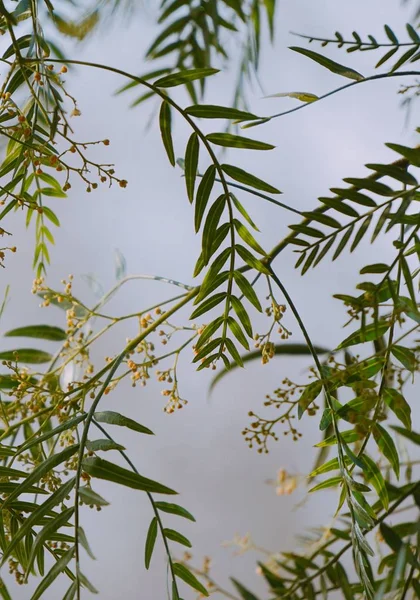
[154,68,219,88]
[82,457,177,494]
[94,411,154,435]
[145,517,158,569]
[383,388,412,431]
[172,563,209,597]
[154,501,195,522]
[4,325,66,341]
[290,47,365,81]
[372,424,400,478]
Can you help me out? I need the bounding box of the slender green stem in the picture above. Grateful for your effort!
[263,71,420,124]
[200,173,303,216]
[292,31,418,48]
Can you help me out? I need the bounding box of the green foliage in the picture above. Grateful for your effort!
[0,2,419,600]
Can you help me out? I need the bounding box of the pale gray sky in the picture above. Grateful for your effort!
[1,1,419,598]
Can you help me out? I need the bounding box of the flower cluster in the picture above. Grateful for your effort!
[253,298,291,364]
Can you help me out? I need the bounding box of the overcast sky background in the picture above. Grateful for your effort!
[1,0,420,598]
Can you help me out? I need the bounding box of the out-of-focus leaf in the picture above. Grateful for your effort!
[290,47,364,80]
[4,325,66,341]
[0,349,52,364]
[210,343,330,391]
[172,563,209,596]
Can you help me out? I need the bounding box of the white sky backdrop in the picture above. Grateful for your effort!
[1,0,419,598]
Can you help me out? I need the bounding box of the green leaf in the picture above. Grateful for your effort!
[362,455,389,510]
[62,582,77,600]
[86,439,125,452]
[16,414,87,456]
[372,424,400,478]
[2,445,79,509]
[308,476,342,493]
[222,164,280,194]
[30,547,75,600]
[380,523,420,570]
[195,317,224,350]
[79,486,109,507]
[190,293,226,319]
[316,429,360,447]
[386,144,420,168]
[330,188,376,208]
[224,338,244,366]
[233,220,266,255]
[154,501,195,521]
[230,195,260,231]
[350,215,372,252]
[227,317,250,350]
[164,528,191,547]
[185,105,258,120]
[337,322,390,349]
[365,163,418,186]
[145,517,158,569]
[267,91,319,103]
[384,24,399,44]
[194,223,230,276]
[231,578,260,600]
[195,165,216,232]
[206,133,275,150]
[343,178,394,197]
[289,224,324,238]
[41,206,60,227]
[391,425,420,446]
[400,256,416,302]
[309,457,341,477]
[231,296,253,337]
[360,264,389,274]
[94,411,154,435]
[185,133,199,203]
[290,46,364,81]
[320,197,359,217]
[0,579,11,600]
[78,526,96,560]
[154,68,219,88]
[0,465,27,479]
[302,212,341,229]
[82,457,177,494]
[0,478,76,566]
[202,195,226,263]
[194,269,229,305]
[0,349,52,364]
[298,380,323,419]
[0,375,20,390]
[383,388,411,430]
[4,325,66,341]
[25,507,75,578]
[172,563,209,596]
[159,101,175,166]
[235,244,270,274]
[233,271,262,312]
[335,563,355,600]
[407,23,420,42]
